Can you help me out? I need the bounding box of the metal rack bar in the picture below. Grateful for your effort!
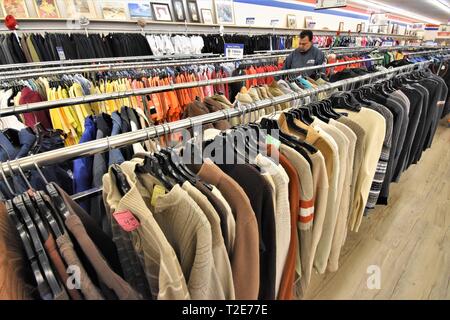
[0,60,429,176]
[0,53,289,80]
[0,53,222,71]
[0,58,383,117]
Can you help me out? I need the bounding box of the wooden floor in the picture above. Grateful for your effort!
[304,118,450,300]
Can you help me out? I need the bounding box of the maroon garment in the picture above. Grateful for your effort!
[19,87,52,129]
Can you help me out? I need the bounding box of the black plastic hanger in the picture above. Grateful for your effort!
[330,93,361,112]
[155,151,186,185]
[30,162,64,238]
[161,148,198,185]
[135,153,174,190]
[284,111,309,135]
[5,199,51,300]
[12,195,63,298]
[110,164,131,196]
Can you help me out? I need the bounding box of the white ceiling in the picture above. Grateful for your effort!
[349,0,450,24]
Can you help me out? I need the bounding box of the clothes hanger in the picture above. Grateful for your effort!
[15,163,51,243]
[0,162,16,198]
[6,162,62,298]
[31,161,63,239]
[5,199,52,300]
[330,92,361,112]
[12,195,63,299]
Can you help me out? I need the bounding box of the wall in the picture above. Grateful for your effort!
[232,0,369,31]
[2,0,369,31]
[1,0,416,36]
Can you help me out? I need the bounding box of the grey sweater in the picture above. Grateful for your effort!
[282,46,326,77]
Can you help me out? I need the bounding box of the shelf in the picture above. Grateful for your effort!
[0,18,420,40]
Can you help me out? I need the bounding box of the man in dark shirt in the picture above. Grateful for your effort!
[282,30,326,77]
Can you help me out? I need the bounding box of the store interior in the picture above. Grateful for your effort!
[0,0,448,301]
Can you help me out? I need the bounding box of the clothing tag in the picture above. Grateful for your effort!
[151,185,166,207]
[113,210,140,232]
[266,135,281,149]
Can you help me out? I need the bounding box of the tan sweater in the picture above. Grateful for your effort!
[197,159,260,300]
[182,182,235,300]
[120,160,224,300]
[279,144,315,289]
[311,118,349,274]
[277,115,340,275]
[336,108,386,232]
[336,117,366,242]
[328,119,357,272]
[255,153,290,297]
[102,166,190,300]
[301,150,329,296]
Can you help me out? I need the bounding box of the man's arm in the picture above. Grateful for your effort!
[315,49,327,77]
[282,53,293,70]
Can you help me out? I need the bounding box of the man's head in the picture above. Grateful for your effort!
[298,30,314,53]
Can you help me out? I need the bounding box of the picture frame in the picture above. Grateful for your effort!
[102,2,127,20]
[304,16,315,29]
[33,0,60,18]
[1,0,29,18]
[356,23,362,33]
[152,2,172,22]
[171,0,186,22]
[187,0,200,23]
[338,21,344,31]
[64,0,97,19]
[201,8,214,24]
[128,3,153,20]
[287,14,296,29]
[214,0,235,25]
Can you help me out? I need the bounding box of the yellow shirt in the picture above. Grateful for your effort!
[57,86,80,145]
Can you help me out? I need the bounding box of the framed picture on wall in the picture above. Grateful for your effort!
[102,2,127,20]
[171,0,186,22]
[152,3,172,22]
[287,14,296,29]
[1,0,29,18]
[214,0,235,25]
[201,9,214,24]
[65,0,97,19]
[356,23,362,32]
[128,3,153,20]
[33,0,60,18]
[187,0,200,23]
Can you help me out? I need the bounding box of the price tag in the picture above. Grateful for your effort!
[113,210,141,232]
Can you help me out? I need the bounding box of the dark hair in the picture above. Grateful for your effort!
[300,30,313,41]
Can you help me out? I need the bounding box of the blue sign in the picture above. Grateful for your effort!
[225,43,245,58]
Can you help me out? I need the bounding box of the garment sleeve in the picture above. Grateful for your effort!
[316,50,327,75]
[282,54,292,70]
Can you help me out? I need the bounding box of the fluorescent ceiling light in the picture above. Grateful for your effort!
[350,0,443,24]
[428,0,450,14]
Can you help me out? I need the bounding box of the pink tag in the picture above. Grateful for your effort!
[113,210,140,232]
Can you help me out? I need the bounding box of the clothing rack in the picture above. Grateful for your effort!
[0,50,286,74]
[404,48,450,56]
[0,53,288,80]
[0,53,223,71]
[0,58,383,117]
[0,60,430,178]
